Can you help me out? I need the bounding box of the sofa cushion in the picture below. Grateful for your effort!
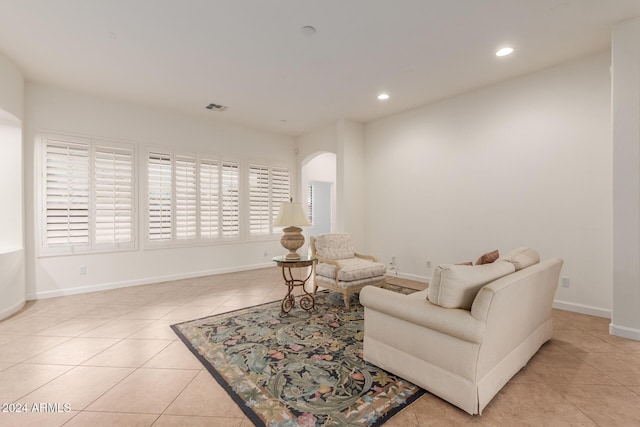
[499,247,540,270]
[475,249,499,265]
[428,261,515,309]
[313,233,355,260]
[316,258,386,282]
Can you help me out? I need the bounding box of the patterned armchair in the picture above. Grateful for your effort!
[310,233,386,308]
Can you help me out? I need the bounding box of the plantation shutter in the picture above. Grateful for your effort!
[94,144,134,247]
[271,167,290,230]
[221,161,239,237]
[199,158,219,239]
[44,139,90,249]
[148,151,172,240]
[175,155,197,240]
[249,164,270,235]
[307,184,313,224]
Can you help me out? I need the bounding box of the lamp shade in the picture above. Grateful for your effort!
[273,200,311,227]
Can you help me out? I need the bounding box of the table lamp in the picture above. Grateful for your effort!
[273,198,311,260]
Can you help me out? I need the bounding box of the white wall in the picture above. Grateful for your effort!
[296,121,369,250]
[0,51,23,120]
[24,83,295,298]
[303,152,337,184]
[0,121,22,248]
[336,120,366,249]
[0,52,25,319]
[296,124,337,201]
[611,17,640,339]
[365,52,613,316]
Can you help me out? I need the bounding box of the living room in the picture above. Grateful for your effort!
[1,1,640,425]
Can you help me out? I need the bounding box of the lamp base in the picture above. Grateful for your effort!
[281,226,305,260]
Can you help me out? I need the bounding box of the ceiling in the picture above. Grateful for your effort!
[1,0,639,137]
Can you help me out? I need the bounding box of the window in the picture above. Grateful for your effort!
[248,163,290,237]
[200,159,240,240]
[272,167,290,225]
[307,184,313,224]
[94,143,134,248]
[145,149,240,245]
[147,151,172,241]
[248,165,270,235]
[199,158,219,239]
[175,156,197,240]
[41,134,135,254]
[41,134,294,253]
[221,161,240,238]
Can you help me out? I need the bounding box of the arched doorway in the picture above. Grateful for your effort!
[301,152,336,252]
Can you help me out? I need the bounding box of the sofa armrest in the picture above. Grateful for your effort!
[360,286,484,343]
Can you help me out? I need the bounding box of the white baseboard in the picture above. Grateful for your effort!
[609,323,640,341]
[27,262,274,300]
[552,299,611,319]
[0,299,26,320]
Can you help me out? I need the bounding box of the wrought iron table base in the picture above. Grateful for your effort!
[280,265,315,315]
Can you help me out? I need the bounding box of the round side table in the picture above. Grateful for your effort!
[272,256,317,315]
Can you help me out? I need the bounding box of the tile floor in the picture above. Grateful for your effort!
[0,269,639,426]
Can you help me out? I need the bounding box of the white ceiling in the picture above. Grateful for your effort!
[1,0,639,136]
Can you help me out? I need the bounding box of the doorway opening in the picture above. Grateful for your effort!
[301,152,336,252]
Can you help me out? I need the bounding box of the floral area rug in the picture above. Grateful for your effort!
[171,285,425,427]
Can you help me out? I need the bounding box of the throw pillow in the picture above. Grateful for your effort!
[427,261,515,310]
[499,247,540,270]
[475,249,499,265]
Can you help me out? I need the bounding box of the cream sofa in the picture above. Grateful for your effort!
[360,248,563,415]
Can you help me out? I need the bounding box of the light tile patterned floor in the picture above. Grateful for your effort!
[0,268,638,426]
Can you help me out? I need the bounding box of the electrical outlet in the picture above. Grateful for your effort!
[388,256,398,276]
[263,250,268,257]
[426,259,432,268]
[80,266,87,275]
[561,277,570,288]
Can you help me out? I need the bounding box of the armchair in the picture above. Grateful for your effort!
[310,233,386,308]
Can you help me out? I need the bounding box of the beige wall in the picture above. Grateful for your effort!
[0,52,25,318]
[23,83,295,298]
[364,52,612,316]
[612,17,640,339]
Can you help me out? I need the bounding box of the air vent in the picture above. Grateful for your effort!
[205,103,229,112]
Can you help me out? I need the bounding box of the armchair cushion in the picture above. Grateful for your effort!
[313,233,355,260]
[317,258,386,282]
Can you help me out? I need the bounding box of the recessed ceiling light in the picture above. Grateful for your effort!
[377,93,390,100]
[496,47,514,57]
